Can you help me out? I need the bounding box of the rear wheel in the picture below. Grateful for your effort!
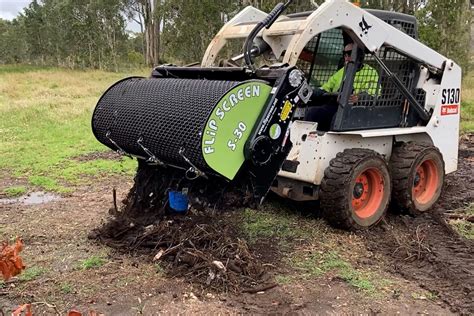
[320,149,391,230]
[390,142,445,215]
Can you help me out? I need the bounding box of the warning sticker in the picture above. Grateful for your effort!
[280,100,292,121]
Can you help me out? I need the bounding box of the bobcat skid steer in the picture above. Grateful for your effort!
[92,0,461,229]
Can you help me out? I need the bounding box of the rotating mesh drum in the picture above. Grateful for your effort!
[92,77,239,171]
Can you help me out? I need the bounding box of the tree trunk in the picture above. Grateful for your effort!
[142,0,160,67]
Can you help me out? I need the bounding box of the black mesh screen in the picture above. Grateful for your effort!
[296,28,345,88]
[356,47,417,108]
[92,77,239,170]
[384,19,417,39]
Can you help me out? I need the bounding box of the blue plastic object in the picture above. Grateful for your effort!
[168,190,189,213]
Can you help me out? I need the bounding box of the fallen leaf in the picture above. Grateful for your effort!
[0,237,25,281]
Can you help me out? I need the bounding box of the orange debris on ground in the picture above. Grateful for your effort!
[0,237,25,281]
[12,304,32,316]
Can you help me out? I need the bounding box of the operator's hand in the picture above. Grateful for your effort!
[349,94,359,104]
[311,88,326,98]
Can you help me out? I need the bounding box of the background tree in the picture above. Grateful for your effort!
[123,0,164,66]
[0,0,470,73]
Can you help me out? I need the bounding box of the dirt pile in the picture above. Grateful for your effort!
[92,213,275,294]
[91,161,273,294]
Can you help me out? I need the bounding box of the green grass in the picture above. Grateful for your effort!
[452,220,474,240]
[462,72,474,132]
[19,266,45,282]
[461,100,474,132]
[241,204,320,243]
[154,264,165,274]
[0,66,145,192]
[411,291,439,301]
[79,256,107,270]
[450,204,474,239]
[290,251,382,294]
[2,186,27,197]
[59,282,73,294]
[275,274,293,285]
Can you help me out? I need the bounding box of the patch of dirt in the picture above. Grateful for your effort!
[364,134,474,314]
[72,151,122,162]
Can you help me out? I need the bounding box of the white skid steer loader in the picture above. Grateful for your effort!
[92,0,461,230]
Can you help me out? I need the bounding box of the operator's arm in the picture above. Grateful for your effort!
[309,68,344,102]
[321,68,344,93]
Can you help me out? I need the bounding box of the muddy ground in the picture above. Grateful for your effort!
[0,135,472,315]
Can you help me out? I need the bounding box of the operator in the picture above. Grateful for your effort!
[305,43,379,130]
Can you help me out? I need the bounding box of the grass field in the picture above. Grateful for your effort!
[0,65,148,193]
[461,71,474,132]
[0,65,472,194]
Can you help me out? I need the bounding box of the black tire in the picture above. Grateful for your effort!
[320,149,391,230]
[390,142,445,215]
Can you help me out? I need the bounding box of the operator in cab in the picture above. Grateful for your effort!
[305,43,379,130]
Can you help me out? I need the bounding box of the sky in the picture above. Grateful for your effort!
[0,0,140,32]
[0,0,31,20]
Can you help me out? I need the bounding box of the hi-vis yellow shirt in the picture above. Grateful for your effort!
[322,64,379,95]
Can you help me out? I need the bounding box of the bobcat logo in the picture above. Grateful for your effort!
[359,16,372,35]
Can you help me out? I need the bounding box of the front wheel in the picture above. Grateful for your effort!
[320,149,391,230]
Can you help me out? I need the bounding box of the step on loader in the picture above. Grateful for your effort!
[92,0,461,230]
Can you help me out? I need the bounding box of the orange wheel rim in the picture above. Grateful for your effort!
[351,168,384,219]
[412,159,439,205]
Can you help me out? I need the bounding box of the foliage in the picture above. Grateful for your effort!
[462,70,474,132]
[416,0,471,72]
[290,251,384,294]
[0,1,470,71]
[0,0,138,70]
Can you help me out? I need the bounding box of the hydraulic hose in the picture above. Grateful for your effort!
[243,0,293,71]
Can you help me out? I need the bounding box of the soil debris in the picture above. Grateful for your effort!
[91,213,273,294]
[91,160,272,294]
[117,160,255,223]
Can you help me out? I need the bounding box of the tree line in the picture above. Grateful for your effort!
[0,0,470,72]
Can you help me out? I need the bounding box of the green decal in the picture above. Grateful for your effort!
[269,123,281,140]
[202,81,272,180]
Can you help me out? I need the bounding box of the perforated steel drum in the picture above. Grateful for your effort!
[92,77,239,170]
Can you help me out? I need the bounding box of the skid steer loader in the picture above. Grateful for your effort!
[92,0,461,229]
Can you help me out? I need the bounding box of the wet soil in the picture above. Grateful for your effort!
[0,192,61,205]
[364,134,474,314]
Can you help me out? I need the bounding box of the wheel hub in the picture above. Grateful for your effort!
[351,169,384,219]
[412,159,440,205]
[414,172,421,187]
[353,183,364,199]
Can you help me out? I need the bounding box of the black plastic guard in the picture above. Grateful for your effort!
[245,67,312,203]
